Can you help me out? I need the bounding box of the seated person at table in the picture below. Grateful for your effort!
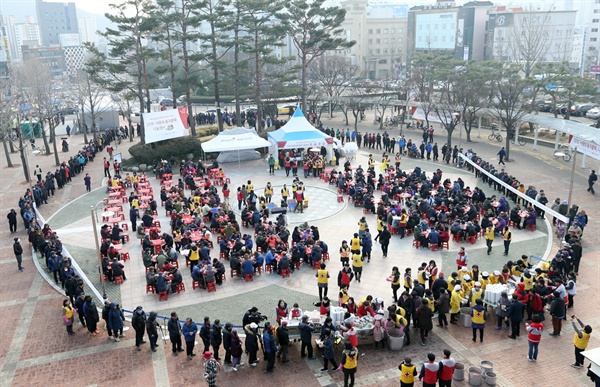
[495,216,507,233]
[212,259,225,285]
[146,266,157,285]
[364,195,375,213]
[510,206,523,229]
[311,243,323,264]
[254,252,264,271]
[165,199,174,212]
[111,258,126,281]
[413,226,428,248]
[265,249,277,272]
[427,228,440,246]
[223,223,235,239]
[525,210,537,227]
[149,227,161,240]
[180,233,191,250]
[278,254,291,274]
[101,225,112,240]
[219,238,230,258]
[155,249,168,269]
[155,272,170,294]
[107,244,121,259]
[160,188,168,203]
[241,255,254,276]
[142,211,154,228]
[244,235,254,251]
[230,254,241,275]
[101,256,113,282]
[439,227,450,243]
[199,242,211,261]
[170,268,183,292]
[191,264,206,288]
[111,225,126,244]
[141,248,154,268]
[100,240,111,257]
[465,222,477,238]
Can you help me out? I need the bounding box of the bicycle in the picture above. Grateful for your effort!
[509,132,526,146]
[488,125,503,142]
[553,144,572,162]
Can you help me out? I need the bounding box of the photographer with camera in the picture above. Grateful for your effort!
[242,306,267,327]
[571,315,593,369]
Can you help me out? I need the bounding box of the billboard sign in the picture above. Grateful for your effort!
[590,65,600,74]
[142,109,188,144]
[59,33,80,47]
[366,4,408,19]
[415,12,457,50]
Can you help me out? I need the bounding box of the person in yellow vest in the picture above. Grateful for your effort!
[447,271,459,288]
[450,285,463,325]
[264,183,273,203]
[375,216,384,241]
[132,173,139,189]
[111,178,119,187]
[390,266,401,302]
[462,275,474,294]
[281,184,289,203]
[470,282,484,306]
[502,226,512,256]
[188,244,200,273]
[522,270,535,291]
[490,270,502,285]
[571,316,593,368]
[417,266,428,287]
[357,217,368,238]
[316,263,330,302]
[368,154,375,169]
[339,240,351,266]
[399,357,418,387]
[458,266,471,283]
[341,342,358,387]
[470,298,489,343]
[480,271,491,291]
[351,251,363,283]
[131,196,140,210]
[350,233,361,254]
[404,268,413,292]
[426,260,439,289]
[339,284,350,307]
[485,225,494,255]
[62,298,75,335]
[246,180,253,192]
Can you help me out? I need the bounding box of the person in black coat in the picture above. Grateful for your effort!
[506,294,525,339]
[131,306,147,350]
[200,317,211,353]
[210,320,223,360]
[379,226,391,257]
[222,322,233,365]
[168,312,184,355]
[84,296,100,334]
[244,322,260,366]
[74,293,87,328]
[7,209,18,233]
[13,237,23,271]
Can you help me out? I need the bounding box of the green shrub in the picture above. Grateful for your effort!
[127,136,203,165]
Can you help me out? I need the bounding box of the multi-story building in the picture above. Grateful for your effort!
[339,0,409,80]
[59,33,85,77]
[486,7,578,70]
[0,13,9,77]
[407,0,493,61]
[21,45,65,77]
[35,0,78,47]
[13,19,42,61]
[3,15,18,63]
[78,16,98,46]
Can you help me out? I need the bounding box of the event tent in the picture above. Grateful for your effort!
[201,127,271,163]
[268,107,334,150]
[201,127,270,152]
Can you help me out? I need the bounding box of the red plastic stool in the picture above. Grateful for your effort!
[430,243,439,252]
[526,224,536,231]
[146,284,155,294]
[207,282,217,292]
[244,273,254,282]
[113,275,124,285]
[121,252,130,262]
[337,195,344,203]
[175,283,186,294]
[441,241,450,250]
[192,279,202,290]
[467,236,477,244]
[281,269,291,278]
[322,252,330,262]
[230,269,239,278]
[265,265,273,274]
[412,240,421,249]
[158,291,169,301]
[312,261,321,269]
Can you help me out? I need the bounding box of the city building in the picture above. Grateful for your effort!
[35,0,78,47]
[13,19,42,61]
[485,7,578,69]
[0,13,9,77]
[78,16,98,46]
[407,0,492,61]
[21,45,65,77]
[59,33,85,77]
[339,0,409,80]
[3,14,19,63]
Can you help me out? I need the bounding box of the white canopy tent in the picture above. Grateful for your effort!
[201,127,271,164]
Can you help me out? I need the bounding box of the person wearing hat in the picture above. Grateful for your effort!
[202,351,220,387]
[131,306,147,351]
[244,322,260,366]
[262,322,278,373]
[13,237,23,272]
[399,357,418,387]
[450,285,462,325]
[276,320,290,363]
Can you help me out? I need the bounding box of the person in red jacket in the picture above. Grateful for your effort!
[418,353,439,387]
[437,349,455,387]
[526,315,544,362]
[356,301,375,317]
[522,289,544,321]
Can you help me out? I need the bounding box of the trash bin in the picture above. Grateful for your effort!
[480,360,494,375]
[453,362,465,381]
[386,333,404,351]
[485,371,497,385]
[460,307,472,327]
[468,366,483,386]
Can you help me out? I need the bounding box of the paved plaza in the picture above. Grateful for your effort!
[0,116,598,387]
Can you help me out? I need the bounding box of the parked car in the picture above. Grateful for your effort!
[159,98,174,107]
[571,103,595,117]
[130,107,141,116]
[57,107,79,115]
[586,107,600,119]
[277,104,296,115]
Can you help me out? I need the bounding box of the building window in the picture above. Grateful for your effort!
[442,36,446,42]
[376,29,381,34]
[376,39,381,44]
[595,9,600,13]
[383,48,388,54]
[592,38,598,41]
[369,49,373,54]
[368,29,373,34]
[398,28,403,34]
[594,19,599,23]
[391,28,395,34]
[376,48,380,53]
[398,37,403,43]
[391,38,395,43]
[593,28,599,32]
[384,28,388,34]
[369,39,373,44]
[383,38,388,44]
[434,24,438,30]
[379,59,387,64]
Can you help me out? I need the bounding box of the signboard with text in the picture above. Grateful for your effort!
[142,109,188,145]
[570,136,600,160]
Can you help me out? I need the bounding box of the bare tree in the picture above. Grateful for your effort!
[309,56,358,118]
[15,59,61,166]
[74,70,114,141]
